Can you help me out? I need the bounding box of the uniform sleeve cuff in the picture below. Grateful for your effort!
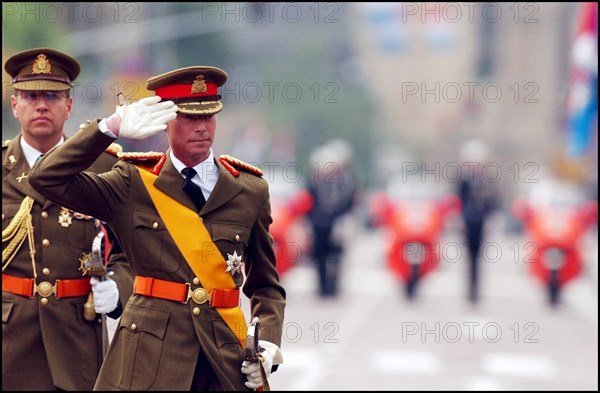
[98,118,118,139]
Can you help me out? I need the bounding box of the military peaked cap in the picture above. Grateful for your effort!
[4,47,80,91]
[146,66,228,115]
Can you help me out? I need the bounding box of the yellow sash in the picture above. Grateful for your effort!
[139,169,247,346]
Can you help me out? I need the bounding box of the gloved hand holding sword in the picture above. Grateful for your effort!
[241,317,283,391]
[83,230,117,358]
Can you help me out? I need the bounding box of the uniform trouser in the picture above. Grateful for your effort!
[465,220,484,299]
[312,224,342,296]
[191,347,223,391]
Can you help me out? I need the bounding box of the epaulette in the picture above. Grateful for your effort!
[117,151,166,175]
[104,142,123,156]
[219,154,263,177]
[3,139,11,148]
[117,151,165,161]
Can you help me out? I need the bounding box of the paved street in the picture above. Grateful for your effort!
[106,213,598,390]
[266,215,598,391]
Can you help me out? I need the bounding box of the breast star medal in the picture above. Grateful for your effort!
[225,250,243,275]
[58,207,73,227]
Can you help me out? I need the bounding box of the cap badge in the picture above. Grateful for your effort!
[32,54,52,75]
[191,74,207,94]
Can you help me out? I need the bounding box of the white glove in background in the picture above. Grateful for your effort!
[116,96,178,139]
[241,340,283,390]
[90,276,119,314]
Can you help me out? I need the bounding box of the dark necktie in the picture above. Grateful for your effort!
[181,167,206,212]
[34,154,44,166]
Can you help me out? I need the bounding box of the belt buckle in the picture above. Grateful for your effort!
[186,285,212,305]
[34,281,57,298]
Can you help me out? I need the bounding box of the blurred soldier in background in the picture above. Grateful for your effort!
[457,138,499,304]
[306,139,359,298]
[2,47,131,390]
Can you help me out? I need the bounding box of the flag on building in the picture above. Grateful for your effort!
[566,2,598,158]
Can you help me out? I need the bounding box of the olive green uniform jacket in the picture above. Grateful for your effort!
[29,121,286,391]
[2,134,133,390]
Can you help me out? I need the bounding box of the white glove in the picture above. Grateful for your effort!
[241,340,283,390]
[90,276,119,314]
[116,96,178,139]
[241,361,262,390]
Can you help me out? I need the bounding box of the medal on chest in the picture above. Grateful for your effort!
[58,207,73,227]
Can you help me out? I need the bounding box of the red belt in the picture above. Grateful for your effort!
[133,276,240,308]
[2,273,91,299]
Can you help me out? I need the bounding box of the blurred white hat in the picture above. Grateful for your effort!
[460,138,489,162]
[326,139,354,165]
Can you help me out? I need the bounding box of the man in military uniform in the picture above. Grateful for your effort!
[2,47,133,390]
[29,66,286,390]
[306,140,358,298]
[457,139,499,304]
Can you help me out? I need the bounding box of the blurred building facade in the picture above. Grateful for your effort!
[3,2,595,201]
[349,3,594,204]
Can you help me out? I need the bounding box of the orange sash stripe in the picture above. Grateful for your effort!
[138,168,247,346]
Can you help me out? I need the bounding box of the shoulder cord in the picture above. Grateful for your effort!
[2,196,37,278]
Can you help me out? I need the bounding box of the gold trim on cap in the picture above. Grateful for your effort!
[177,101,223,115]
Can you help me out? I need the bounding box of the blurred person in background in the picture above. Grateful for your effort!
[2,47,131,390]
[29,65,286,391]
[306,139,359,298]
[457,138,499,304]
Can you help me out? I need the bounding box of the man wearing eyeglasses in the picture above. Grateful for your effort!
[2,47,133,390]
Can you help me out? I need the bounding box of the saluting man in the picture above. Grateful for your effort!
[29,65,286,391]
[2,48,132,390]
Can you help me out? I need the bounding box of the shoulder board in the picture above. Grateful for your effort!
[104,142,123,156]
[3,139,11,148]
[219,154,263,177]
[117,151,165,161]
[117,151,167,175]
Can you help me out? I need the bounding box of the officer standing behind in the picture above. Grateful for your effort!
[29,65,286,391]
[2,48,132,390]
